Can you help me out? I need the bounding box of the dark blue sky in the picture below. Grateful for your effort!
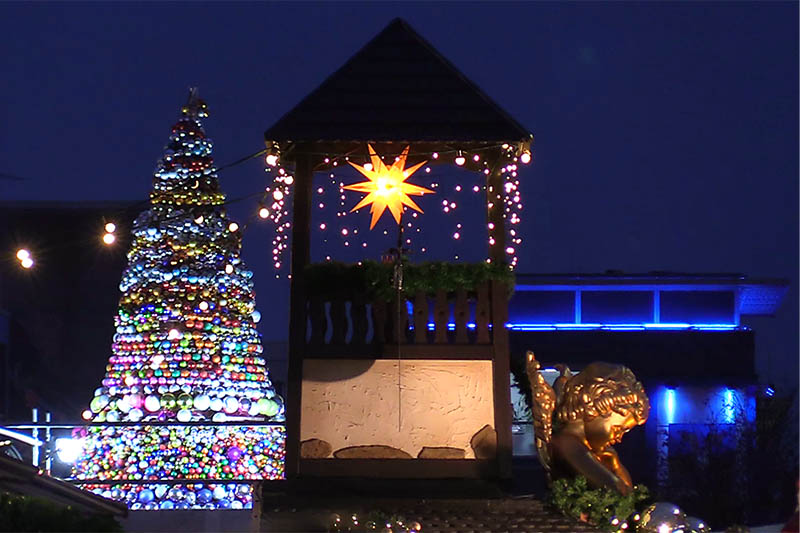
[1,3,797,389]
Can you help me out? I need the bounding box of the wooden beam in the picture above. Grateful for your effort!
[299,458,496,478]
[302,344,494,359]
[286,147,314,480]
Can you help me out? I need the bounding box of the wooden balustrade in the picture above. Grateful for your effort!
[304,280,503,354]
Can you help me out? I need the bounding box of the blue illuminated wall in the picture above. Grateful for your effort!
[508,282,741,330]
[655,385,755,426]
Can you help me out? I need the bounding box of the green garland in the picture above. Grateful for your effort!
[549,476,650,532]
[0,492,122,532]
[305,260,514,301]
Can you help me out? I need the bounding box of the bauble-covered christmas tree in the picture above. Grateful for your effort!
[74,90,284,510]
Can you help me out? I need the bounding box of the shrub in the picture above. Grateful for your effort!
[0,492,122,532]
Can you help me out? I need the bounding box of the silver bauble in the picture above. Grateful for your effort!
[636,502,687,533]
[684,516,709,532]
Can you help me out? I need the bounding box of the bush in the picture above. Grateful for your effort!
[0,492,122,533]
[661,391,799,529]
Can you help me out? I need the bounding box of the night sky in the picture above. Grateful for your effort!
[1,3,797,390]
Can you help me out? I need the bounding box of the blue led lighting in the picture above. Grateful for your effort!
[414,322,741,331]
[506,323,742,331]
[765,386,775,397]
[665,388,676,425]
[425,322,477,331]
[723,388,735,423]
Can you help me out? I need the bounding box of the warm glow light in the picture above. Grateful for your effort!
[265,154,278,166]
[344,145,433,229]
[20,257,34,269]
[56,437,84,464]
[103,233,116,245]
[520,150,532,164]
[454,152,466,166]
[228,222,239,232]
[258,207,270,219]
[16,249,30,261]
[105,222,116,233]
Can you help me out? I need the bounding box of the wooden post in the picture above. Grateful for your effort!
[491,279,513,479]
[286,148,314,480]
[487,156,512,478]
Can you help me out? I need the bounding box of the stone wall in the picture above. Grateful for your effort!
[300,359,495,459]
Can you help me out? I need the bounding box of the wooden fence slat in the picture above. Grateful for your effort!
[372,300,387,344]
[330,299,347,345]
[351,295,368,345]
[308,298,326,346]
[454,288,469,344]
[433,289,448,344]
[475,282,490,344]
[414,291,428,344]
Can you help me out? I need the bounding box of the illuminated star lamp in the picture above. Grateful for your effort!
[344,145,433,229]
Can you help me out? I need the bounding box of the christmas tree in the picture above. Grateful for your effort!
[74,90,285,510]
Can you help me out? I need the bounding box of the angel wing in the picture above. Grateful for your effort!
[525,351,557,475]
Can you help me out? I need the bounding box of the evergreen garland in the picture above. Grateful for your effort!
[305,260,515,301]
[549,476,650,532]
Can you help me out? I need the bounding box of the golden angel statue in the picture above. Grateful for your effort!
[526,351,650,495]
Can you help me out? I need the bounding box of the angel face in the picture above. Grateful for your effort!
[584,410,639,453]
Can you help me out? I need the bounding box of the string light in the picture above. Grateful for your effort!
[15,248,34,269]
[102,233,116,245]
[262,142,530,272]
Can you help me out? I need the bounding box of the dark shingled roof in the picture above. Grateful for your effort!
[264,18,532,143]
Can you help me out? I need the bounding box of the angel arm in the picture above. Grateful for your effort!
[551,433,632,495]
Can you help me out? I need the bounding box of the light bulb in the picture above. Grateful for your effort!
[265,154,279,166]
[520,150,532,164]
[363,163,373,171]
[20,257,33,269]
[104,222,116,233]
[258,207,270,219]
[16,249,30,261]
[228,222,239,232]
[102,233,116,245]
[455,152,466,166]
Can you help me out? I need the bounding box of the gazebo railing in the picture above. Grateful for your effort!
[305,280,507,355]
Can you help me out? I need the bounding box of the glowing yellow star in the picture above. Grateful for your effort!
[344,145,433,229]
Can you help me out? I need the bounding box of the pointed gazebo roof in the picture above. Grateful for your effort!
[264,18,532,144]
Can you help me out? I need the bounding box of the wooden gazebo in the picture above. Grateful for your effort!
[264,18,533,480]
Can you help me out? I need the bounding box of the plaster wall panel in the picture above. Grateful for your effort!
[301,359,495,459]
